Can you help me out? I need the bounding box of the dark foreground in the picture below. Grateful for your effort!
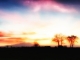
[0,46,80,59]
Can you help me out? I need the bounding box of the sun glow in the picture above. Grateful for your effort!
[0,19,80,47]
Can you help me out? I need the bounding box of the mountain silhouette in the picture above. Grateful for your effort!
[9,42,34,47]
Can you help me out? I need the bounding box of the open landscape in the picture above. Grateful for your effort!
[0,0,80,59]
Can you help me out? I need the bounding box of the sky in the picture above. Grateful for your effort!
[0,0,80,47]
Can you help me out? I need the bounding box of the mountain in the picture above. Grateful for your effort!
[9,42,34,47]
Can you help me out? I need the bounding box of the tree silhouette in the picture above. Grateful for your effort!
[66,35,78,47]
[33,39,39,47]
[52,34,65,46]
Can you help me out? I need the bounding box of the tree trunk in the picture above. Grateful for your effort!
[70,41,74,48]
[71,44,74,47]
[58,41,59,46]
[61,40,62,46]
[70,43,74,48]
[70,42,72,47]
[69,41,72,47]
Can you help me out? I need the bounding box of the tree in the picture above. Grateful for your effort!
[52,34,65,46]
[34,39,39,47]
[66,35,78,47]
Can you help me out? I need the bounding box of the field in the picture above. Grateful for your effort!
[0,46,79,59]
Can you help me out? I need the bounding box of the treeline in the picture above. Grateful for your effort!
[51,34,78,47]
[33,33,78,47]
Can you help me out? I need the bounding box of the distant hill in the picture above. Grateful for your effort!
[9,42,34,47]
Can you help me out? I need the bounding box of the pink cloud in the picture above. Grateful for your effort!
[0,10,53,32]
[0,11,25,23]
[22,0,77,13]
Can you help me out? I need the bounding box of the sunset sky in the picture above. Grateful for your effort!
[0,0,80,47]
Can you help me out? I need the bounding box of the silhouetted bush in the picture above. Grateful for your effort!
[34,43,40,47]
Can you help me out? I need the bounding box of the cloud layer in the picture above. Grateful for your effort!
[22,0,77,13]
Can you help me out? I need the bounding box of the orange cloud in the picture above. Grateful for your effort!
[0,37,26,46]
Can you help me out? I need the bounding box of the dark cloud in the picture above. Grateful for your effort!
[55,0,80,5]
[55,0,80,11]
[0,0,79,11]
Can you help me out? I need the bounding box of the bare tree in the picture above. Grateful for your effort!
[52,34,65,46]
[66,35,78,47]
